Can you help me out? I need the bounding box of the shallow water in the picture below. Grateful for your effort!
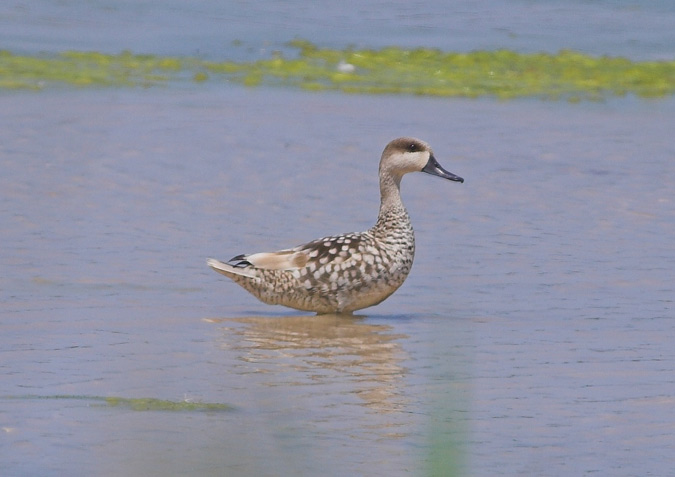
[2,1,675,475]
[2,87,674,475]
[2,0,675,60]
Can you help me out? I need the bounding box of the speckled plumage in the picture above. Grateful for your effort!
[208,137,463,314]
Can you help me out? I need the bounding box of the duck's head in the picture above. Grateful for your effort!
[380,137,464,184]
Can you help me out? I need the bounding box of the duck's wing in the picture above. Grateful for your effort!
[290,233,365,270]
[231,249,309,270]
[209,232,366,276]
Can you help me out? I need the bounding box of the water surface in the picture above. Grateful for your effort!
[2,1,675,475]
[2,0,674,60]
[2,88,673,475]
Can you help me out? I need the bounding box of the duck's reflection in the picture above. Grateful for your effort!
[210,314,408,413]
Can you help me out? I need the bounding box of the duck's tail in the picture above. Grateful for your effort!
[206,258,259,280]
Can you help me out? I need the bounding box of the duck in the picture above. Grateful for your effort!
[207,137,463,314]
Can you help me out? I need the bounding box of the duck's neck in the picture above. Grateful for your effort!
[372,172,411,235]
[378,171,404,214]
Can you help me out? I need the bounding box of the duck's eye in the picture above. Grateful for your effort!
[407,143,417,152]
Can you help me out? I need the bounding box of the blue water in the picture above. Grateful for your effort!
[2,0,674,60]
[1,2,674,477]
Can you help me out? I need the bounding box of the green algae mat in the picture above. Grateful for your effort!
[4,394,232,412]
[2,40,674,100]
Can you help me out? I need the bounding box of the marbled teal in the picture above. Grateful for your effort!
[207,137,463,314]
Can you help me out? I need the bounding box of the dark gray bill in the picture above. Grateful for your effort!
[422,155,464,183]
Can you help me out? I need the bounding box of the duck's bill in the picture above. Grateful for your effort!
[422,155,464,183]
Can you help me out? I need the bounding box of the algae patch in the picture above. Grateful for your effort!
[2,41,674,100]
[0,49,188,90]
[4,394,232,412]
[103,396,231,411]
